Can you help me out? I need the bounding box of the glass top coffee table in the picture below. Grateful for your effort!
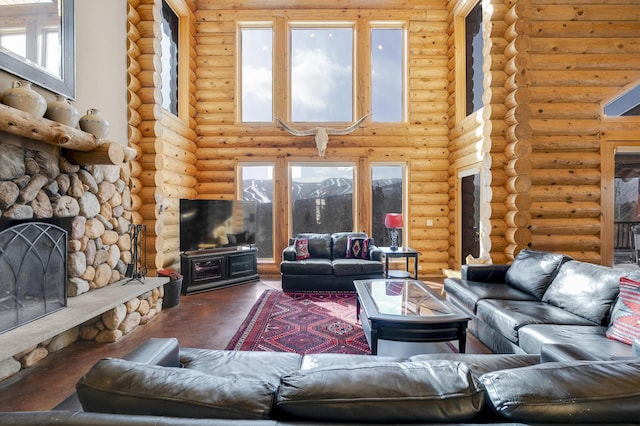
[354,279,471,355]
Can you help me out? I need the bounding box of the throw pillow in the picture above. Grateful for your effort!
[346,237,370,259]
[294,238,310,260]
[504,249,572,299]
[606,276,640,345]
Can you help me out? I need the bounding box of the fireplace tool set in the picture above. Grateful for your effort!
[125,224,148,284]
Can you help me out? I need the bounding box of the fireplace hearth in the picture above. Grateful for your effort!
[0,222,67,334]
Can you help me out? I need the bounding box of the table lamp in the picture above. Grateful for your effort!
[384,213,403,251]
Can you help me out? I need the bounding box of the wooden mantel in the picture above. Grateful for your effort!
[0,103,135,165]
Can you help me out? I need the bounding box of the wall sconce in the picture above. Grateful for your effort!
[384,213,403,251]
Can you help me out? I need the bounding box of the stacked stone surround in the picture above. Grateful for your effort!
[0,141,164,381]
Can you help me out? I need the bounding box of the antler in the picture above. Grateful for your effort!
[273,117,317,136]
[326,115,368,135]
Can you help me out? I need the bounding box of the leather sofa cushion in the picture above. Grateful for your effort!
[542,260,626,325]
[444,278,536,314]
[476,299,595,343]
[332,258,384,276]
[294,233,332,258]
[276,360,484,422]
[481,360,640,423]
[505,249,571,299]
[180,348,302,384]
[517,324,634,357]
[77,358,276,419]
[280,258,333,275]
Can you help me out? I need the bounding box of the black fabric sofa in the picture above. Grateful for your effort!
[444,249,639,357]
[280,232,385,291]
[2,337,639,425]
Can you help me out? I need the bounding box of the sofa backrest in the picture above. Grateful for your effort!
[294,233,332,258]
[541,260,626,325]
[331,232,369,259]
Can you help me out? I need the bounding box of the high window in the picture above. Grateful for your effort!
[160,1,179,115]
[605,84,640,117]
[465,2,483,116]
[371,165,405,246]
[240,26,273,122]
[238,20,406,123]
[240,164,274,259]
[371,27,405,122]
[290,26,354,122]
[290,164,355,234]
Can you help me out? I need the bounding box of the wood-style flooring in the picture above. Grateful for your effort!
[0,279,490,412]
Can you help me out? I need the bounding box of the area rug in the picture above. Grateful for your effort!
[226,290,371,354]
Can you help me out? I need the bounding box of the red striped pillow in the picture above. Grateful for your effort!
[606,277,640,345]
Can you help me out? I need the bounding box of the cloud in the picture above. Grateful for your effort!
[243,66,272,103]
[291,48,351,115]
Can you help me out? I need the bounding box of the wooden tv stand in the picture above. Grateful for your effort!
[180,246,259,294]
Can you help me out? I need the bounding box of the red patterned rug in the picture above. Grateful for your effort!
[226,290,371,354]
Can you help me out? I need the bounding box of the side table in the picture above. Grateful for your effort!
[379,246,419,279]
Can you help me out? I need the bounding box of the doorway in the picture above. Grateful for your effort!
[460,172,480,264]
[613,152,640,266]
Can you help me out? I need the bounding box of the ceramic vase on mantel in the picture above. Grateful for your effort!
[79,108,110,139]
[45,95,80,128]
[1,80,47,118]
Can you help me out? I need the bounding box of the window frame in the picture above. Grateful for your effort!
[160,0,190,122]
[238,22,274,123]
[370,162,407,247]
[453,0,484,122]
[238,162,276,260]
[287,161,358,235]
[370,22,407,123]
[287,21,357,123]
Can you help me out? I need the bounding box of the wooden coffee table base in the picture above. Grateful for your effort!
[354,279,471,356]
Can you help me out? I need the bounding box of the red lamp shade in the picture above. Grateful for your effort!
[384,213,403,229]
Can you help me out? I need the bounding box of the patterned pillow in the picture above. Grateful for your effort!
[606,277,640,345]
[294,238,310,260]
[346,237,370,260]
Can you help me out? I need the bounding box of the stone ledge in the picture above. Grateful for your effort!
[0,277,168,361]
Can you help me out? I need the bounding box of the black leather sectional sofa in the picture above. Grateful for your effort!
[444,249,639,357]
[280,232,385,291]
[2,337,639,425]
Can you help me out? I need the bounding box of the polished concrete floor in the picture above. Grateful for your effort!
[0,279,490,412]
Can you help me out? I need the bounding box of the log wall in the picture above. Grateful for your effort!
[503,0,640,263]
[127,0,198,274]
[126,0,640,276]
[193,1,452,277]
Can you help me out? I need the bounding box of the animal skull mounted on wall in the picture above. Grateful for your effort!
[274,115,368,156]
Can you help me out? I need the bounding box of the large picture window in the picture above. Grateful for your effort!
[240,26,273,122]
[290,26,354,122]
[290,164,354,234]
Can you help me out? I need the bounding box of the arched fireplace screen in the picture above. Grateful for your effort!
[0,222,67,334]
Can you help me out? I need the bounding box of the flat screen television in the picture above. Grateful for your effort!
[179,199,257,252]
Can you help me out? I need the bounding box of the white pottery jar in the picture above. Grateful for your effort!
[45,95,80,127]
[79,108,110,139]
[1,80,47,117]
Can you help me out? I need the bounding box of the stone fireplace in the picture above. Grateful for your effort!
[0,116,167,382]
